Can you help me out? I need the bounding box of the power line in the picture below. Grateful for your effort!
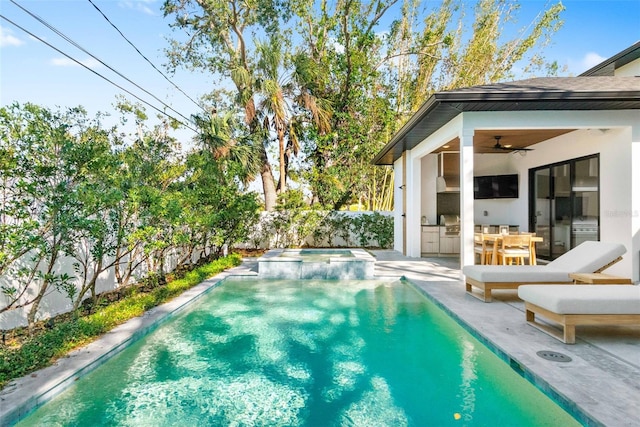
[87,0,205,113]
[7,0,196,128]
[0,14,198,133]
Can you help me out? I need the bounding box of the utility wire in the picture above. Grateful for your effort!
[87,0,205,113]
[8,0,196,127]
[0,14,198,133]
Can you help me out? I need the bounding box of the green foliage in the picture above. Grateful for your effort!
[0,255,241,389]
[163,1,564,212]
[0,103,261,330]
[368,211,394,248]
[253,209,393,249]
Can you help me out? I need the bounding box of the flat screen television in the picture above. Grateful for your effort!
[474,174,519,199]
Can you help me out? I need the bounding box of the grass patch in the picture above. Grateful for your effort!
[0,254,241,389]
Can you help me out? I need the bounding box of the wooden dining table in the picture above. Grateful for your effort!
[481,234,544,265]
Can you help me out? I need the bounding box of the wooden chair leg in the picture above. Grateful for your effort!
[484,288,492,302]
[563,324,576,344]
[526,309,535,322]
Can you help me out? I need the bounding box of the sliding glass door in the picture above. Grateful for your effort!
[529,155,599,261]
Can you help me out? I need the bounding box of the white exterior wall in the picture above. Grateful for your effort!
[408,109,639,280]
[615,58,640,77]
[631,124,640,282]
[406,150,422,256]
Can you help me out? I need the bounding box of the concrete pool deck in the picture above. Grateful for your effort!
[1,250,638,426]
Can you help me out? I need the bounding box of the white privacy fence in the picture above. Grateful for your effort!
[0,245,211,331]
[1,211,393,331]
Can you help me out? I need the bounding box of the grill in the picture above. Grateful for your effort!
[440,215,460,235]
[572,217,598,245]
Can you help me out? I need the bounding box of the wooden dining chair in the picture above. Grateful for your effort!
[474,232,491,264]
[518,232,537,264]
[497,234,532,265]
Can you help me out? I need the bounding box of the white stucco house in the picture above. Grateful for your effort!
[373,42,640,282]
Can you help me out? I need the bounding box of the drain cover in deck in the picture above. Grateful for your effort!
[536,350,572,362]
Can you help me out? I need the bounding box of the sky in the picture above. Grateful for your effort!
[1,0,639,147]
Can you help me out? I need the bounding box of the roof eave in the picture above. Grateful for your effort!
[579,41,640,76]
[372,95,440,165]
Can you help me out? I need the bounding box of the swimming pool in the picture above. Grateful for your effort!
[17,278,579,426]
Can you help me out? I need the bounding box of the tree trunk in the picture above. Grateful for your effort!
[259,144,277,211]
[277,126,286,194]
[27,251,58,331]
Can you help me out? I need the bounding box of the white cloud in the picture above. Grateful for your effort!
[118,0,158,16]
[580,52,606,70]
[563,52,607,75]
[50,57,103,69]
[0,26,25,47]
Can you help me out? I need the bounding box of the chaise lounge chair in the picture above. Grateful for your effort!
[518,284,640,344]
[462,241,626,302]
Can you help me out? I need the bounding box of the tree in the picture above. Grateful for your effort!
[0,104,99,327]
[192,111,260,187]
[293,0,401,209]
[0,101,261,329]
[293,0,564,209]
[254,37,332,193]
[163,0,289,210]
[162,1,563,211]
[184,112,261,257]
[391,0,565,113]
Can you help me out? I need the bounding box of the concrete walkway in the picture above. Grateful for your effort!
[371,250,640,427]
[1,251,638,426]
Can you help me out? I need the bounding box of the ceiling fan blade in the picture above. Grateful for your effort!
[492,136,534,152]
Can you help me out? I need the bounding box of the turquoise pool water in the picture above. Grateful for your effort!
[18,279,579,426]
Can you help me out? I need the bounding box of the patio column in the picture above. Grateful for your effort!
[632,127,640,283]
[406,150,422,257]
[459,130,475,268]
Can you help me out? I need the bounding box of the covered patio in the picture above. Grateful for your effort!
[373,46,640,281]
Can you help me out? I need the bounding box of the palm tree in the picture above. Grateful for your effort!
[254,37,332,194]
[192,111,260,187]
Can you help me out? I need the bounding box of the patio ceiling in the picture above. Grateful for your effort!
[432,129,575,154]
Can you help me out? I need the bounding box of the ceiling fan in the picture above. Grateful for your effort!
[492,135,534,152]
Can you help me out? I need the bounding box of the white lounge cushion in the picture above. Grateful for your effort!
[518,285,640,315]
[463,241,627,282]
[462,265,571,282]
[546,241,626,272]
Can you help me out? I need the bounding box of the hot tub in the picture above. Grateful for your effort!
[257,248,375,279]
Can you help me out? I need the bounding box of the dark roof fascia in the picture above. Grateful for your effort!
[436,91,640,103]
[580,41,640,76]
